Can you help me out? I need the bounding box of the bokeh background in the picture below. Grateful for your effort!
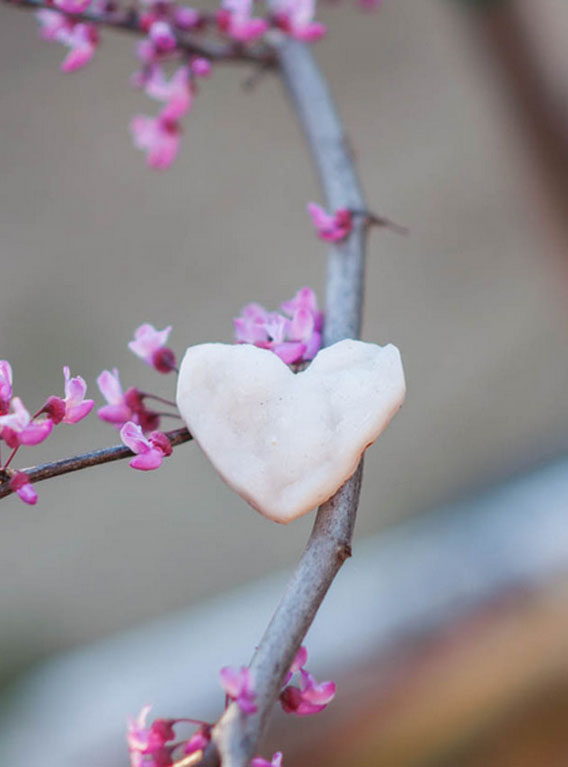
[1,0,568,764]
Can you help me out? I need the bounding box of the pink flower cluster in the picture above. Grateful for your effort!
[97,323,179,471]
[36,9,99,73]
[307,202,353,242]
[219,649,336,719]
[279,645,336,715]
[0,361,94,505]
[32,0,330,169]
[233,287,324,365]
[127,705,211,767]
[126,647,333,766]
[219,665,258,714]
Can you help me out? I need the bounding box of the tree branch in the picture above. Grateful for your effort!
[0,427,192,500]
[206,38,369,767]
[3,0,277,66]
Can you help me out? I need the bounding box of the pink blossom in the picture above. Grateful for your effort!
[97,369,134,427]
[144,66,193,120]
[0,361,13,415]
[307,202,352,242]
[233,288,323,364]
[44,366,94,425]
[57,22,99,72]
[9,471,38,506]
[219,666,258,714]
[0,398,53,449]
[191,57,212,78]
[127,705,176,767]
[36,9,69,40]
[273,0,326,41]
[97,370,160,431]
[129,65,192,167]
[251,752,283,767]
[120,421,172,470]
[174,6,201,29]
[148,21,177,53]
[280,668,336,716]
[281,286,324,332]
[217,0,268,42]
[128,324,177,373]
[53,0,91,13]
[37,10,98,72]
[131,113,180,169]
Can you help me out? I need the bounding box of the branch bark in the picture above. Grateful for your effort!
[0,427,192,500]
[207,38,369,767]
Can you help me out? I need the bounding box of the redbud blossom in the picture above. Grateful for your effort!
[97,369,135,427]
[174,6,201,29]
[0,398,53,449]
[252,753,283,767]
[217,0,268,42]
[233,287,323,364]
[191,57,212,77]
[128,324,177,373]
[144,66,192,116]
[120,422,172,470]
[219,666,258,714]
[44,366,94,425]
[273,0,326,42]
[307,202,352,242]
[9,472,38,506]
[148,20,177,52]
[127,705,176,767]
[279,668,336,716]
[0,361,13,415]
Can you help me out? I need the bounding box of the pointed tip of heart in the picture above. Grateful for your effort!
[176,340,406,524]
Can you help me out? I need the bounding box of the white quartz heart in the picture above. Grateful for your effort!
[176,339,406,524]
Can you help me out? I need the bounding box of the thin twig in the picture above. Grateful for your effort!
[207,37,369,767]
[0,427,192,500]
[3,0,277,66]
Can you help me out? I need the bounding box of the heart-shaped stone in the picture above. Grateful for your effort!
[176,339,405,524]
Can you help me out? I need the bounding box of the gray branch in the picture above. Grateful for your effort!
[208,38,369,767]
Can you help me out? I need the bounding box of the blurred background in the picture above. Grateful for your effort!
[1,0,568,763]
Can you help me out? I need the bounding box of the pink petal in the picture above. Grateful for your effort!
[121,421,152,454]
[191,57,211,77]
[17,483,38,506]
[219,666,243,699]
[300,671,336,705]
[20,419,54,446]
[64,399,95,424]
[97,369,123,405]
[0,360,13,400]
[288,308,314,342]
[130,448,163,470]
[290,21,326,41]
[97,403,132,426]
[290,646,308,674]
[271,342,306,365]
[307,202,334,231]
[61,44,95,73]
[303,331,321,360]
